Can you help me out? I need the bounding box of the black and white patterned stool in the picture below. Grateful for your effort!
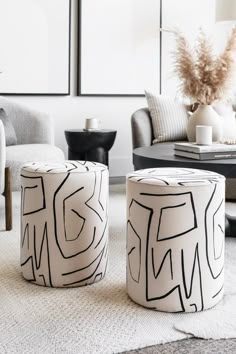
[126,167,225,312]
[20,161,108,288]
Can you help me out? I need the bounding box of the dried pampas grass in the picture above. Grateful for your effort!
[173,27,236,105]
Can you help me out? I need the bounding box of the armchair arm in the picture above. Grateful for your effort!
[0,120,6,193]
[0,98,54,145]
[131,108,154,149]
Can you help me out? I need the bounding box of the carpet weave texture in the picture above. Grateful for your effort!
[0,188,236,353]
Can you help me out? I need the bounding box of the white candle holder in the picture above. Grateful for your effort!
[196,125,212,145]
[85,118,99,130]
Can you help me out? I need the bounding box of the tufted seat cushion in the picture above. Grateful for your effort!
[6,144,64,191]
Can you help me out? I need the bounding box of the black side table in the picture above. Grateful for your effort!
[64,129,117,166]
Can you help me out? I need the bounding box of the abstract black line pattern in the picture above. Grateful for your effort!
[127,220,142,283]
[181,243,204,312]
[152,248,173,280]
[127,199,153,285]
[21,161,108,288]
[126,167,225,312]
[156,192,197,241]
[205,184,225,280]
[21,175,46,215]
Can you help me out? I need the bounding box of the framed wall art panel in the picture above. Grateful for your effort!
[0,0,71,95]
[78,0,160,96]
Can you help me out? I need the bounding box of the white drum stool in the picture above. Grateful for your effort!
[20,161,109,288]
[126,167,225,312]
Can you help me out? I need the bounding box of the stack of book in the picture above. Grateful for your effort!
[174,142,236,160]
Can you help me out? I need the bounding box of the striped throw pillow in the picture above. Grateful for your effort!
[145,91,188,143]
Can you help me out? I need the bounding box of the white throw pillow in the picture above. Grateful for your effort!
[145,91,188,143]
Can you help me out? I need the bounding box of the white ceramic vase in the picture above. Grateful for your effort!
[187,104,223,142]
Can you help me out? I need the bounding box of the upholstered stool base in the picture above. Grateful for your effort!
[20,161,109,288]
[126,167,225,312]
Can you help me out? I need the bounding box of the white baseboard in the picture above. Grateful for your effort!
[109,157,134,177]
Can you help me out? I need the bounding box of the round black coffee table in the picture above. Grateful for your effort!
[133,143,236,236]
[65,129,117,166]
[133,143,236,178]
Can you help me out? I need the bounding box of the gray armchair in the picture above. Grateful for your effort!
[0,97,65,230]
[131,107,236,200]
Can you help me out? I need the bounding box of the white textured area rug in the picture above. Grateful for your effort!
[0,188,236,354]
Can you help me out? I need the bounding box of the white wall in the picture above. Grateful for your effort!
[161,0,216,97]
[7,0,147,177]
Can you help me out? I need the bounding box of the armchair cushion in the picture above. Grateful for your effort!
[0,108,17,146]
[145,91,188,143]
